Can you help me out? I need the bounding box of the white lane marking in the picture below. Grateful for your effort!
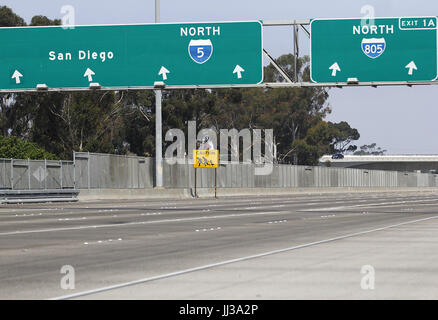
[13,213,43,217]
[301,198,438,212]
[84,238,123,245]
[243,204,290,210]
[3,195,437,227]
[195,227,221,232]
[1,194,434,215]
[0,211,290,236]
[50,214,438,300]
[58,217,87,221]
[268,220,287,224]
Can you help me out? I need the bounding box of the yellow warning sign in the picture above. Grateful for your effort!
[193,150,219,168]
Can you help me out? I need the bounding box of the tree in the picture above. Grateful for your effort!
[260,55,332,164]
[0,6,26,27]
[194,54,332,165]
[0,135,57,159]
[119,90,155,156]
[30,15,61,26]
[353,143,387,155]
[290,121,334,165]
[329,121,360,154]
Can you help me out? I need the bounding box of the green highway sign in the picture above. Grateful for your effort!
[0,21,263,91]
[310,17,438,83]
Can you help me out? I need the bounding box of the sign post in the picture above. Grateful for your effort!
[311,17,438,83]
[154,88,163,188]
[154,2,162,189]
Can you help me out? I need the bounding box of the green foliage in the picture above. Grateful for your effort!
[0,6,60,27]
[30,15,61,26]
[290,121,334,165]
[0,6,26,27]
[329,121,360,153]
[0,135,57,160]
[354,143,387,155]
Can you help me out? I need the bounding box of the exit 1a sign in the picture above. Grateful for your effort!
[0,21,263,91]
[310,17,438,83]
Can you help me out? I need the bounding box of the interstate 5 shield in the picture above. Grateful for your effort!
[188,39,213,64]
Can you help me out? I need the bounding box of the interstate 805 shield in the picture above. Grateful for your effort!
[361,38,386,59]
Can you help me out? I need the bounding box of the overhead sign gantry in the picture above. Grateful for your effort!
[1,17,438,91]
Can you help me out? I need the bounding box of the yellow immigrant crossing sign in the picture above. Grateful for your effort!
[193,150,219,168]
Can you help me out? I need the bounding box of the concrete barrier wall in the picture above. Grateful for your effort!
[74,152,154,189]
[74,153,438,189]
[161,160,437,189]
[2,152,437,191]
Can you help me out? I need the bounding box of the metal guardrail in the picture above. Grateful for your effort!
[0,189,79,204]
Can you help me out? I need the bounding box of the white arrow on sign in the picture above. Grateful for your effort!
[12,70,23,84]
[329,62,341,77]
[158,66,170,80]
[405,61,417,75]
[84,68,95,82]
[233,65,245,79]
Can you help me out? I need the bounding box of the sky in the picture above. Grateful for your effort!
[1,0,437,154]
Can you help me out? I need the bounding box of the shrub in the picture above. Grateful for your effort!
[0,136,58,160]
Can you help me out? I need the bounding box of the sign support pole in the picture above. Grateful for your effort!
[154,2,163,189]
[155,0,160,23]
[214,168,217,199]
[154,89,163,188]
[194,167,198,198]
[293,23,299,82]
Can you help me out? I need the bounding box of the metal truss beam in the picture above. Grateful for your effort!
[263,49,293,83]
[1,81,436,93]
[262,20,310,26]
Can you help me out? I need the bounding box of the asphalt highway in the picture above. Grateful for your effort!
[1,190,438,299]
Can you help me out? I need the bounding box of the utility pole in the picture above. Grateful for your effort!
[154,0,164,188]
